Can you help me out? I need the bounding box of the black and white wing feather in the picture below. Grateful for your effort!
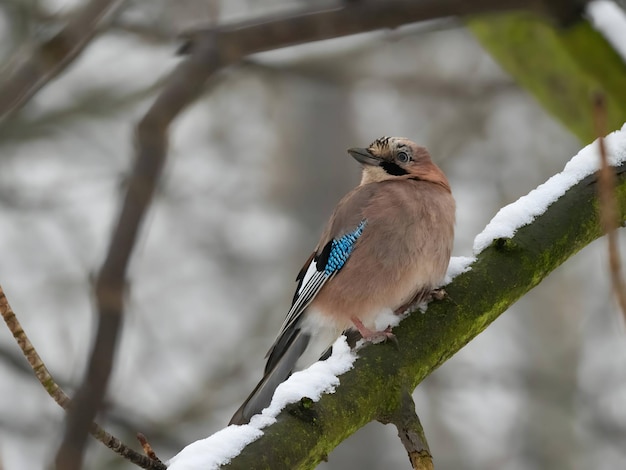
[265,220,366,369]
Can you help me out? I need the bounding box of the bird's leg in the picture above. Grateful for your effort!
[350,316,397,345]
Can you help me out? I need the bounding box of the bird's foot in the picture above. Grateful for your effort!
[394,288,448,315]
[429,288,447,301]
[351,316,398,347]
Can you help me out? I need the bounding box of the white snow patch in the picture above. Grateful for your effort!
[251,337,356,423]
[167,336,356,469]
[473,123,626,254]
[165,425,263,470]
[374,307,402,331]
[588,0,626,62]
[445,256,476,284]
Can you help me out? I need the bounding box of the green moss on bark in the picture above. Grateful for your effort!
[468,14,626,143]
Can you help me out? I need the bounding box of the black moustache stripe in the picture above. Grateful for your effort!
[380,161,409,176]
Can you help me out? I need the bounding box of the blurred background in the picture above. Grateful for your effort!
[1,0,625,468]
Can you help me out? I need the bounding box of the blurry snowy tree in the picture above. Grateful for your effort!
[0,0,625,469]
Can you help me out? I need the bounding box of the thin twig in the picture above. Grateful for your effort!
[137,433,164,465]
[0,0,126,123]
[0,285,165,470]
[593,93,626,321]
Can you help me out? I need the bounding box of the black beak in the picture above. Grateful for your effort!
[347,147,380,167]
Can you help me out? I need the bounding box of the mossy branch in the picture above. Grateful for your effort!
[468,14,626,143]
[222,157,626,469]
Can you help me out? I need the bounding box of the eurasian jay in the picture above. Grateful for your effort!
[230,136,455,425]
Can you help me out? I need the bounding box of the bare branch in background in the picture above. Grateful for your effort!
[54,24,224,470]
[180,0,554,58]
[0,0,126,123]
[593,93,626,321]
[0,285,165,470]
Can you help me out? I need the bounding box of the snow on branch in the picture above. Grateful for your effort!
[168,338,356,469]
[474,123,626,253]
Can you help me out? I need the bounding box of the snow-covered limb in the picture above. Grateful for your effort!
[450,123,626,273]
[169,124,626,469]
[474,123,626,253]
[167,338,356,469]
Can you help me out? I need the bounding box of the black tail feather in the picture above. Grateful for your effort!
[229,329,310,425]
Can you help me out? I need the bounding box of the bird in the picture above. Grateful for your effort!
[229,136,455,425]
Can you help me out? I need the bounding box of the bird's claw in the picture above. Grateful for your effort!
[429,288,447,301]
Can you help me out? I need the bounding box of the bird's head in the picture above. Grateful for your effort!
[347,136,450,191]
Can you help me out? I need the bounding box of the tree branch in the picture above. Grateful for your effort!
[468,9,626,143]
[180,0,554,58]
[0,285,165,470]
[220,156,626,469]
[0,0,126,122]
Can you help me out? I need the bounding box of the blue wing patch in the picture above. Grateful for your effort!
[267,219,367,357]
[324,220,366,275]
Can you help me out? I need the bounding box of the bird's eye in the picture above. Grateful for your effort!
[396,151,410,163]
